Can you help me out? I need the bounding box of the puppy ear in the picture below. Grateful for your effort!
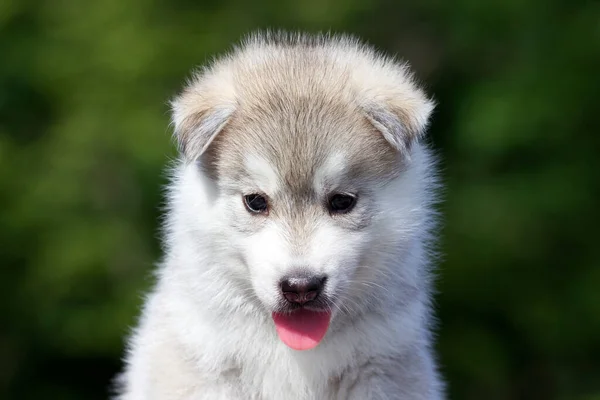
[365,96,434,156]
[355,61,435,156]
[363,96,435,155]
[170,70,236,160]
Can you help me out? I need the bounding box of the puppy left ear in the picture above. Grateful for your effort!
[363,95,435,155]
[355,60,435,155]
[361,91,435,156]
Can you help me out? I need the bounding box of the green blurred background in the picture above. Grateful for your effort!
[1,0,599,399]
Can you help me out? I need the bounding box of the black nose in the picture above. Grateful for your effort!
[280,275,327,305]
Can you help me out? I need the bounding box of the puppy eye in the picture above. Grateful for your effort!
[243,194,269,214]
[328,193,357,214]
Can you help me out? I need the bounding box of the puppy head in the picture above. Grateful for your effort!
[170,33,435,317]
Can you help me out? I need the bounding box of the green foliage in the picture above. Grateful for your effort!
[1,0,598,398]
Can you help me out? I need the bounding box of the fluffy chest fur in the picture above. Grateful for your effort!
[128,282,430,400]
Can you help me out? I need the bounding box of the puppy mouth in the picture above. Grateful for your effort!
[271,294,334,351]
[272,307,332,351]
[268,273,336,351]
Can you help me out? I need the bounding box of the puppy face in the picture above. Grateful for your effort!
[185,101,427,317]
[170,33,435,318]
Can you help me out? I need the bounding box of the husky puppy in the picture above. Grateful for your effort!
[116,31,443,399]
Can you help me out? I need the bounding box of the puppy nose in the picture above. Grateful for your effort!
[280,275,327,305]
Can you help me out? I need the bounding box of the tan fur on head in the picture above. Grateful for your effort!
[170,31,435,161]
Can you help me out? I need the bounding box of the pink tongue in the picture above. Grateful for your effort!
[272,309,331,350]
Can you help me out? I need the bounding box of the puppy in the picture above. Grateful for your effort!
[116,31,443,400]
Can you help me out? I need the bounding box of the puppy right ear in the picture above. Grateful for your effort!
[170,70,237,160]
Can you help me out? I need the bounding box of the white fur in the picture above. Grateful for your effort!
[116,32,443,400]
[244,154,281,195]
[313,151,348,193]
